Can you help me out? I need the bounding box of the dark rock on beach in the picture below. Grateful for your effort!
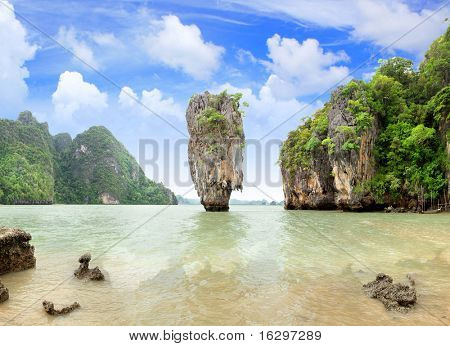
[74,253,105,281]
[363,273,417,312]
[43,300,80,316]
[0,227,36,275]
[0,281,9,303]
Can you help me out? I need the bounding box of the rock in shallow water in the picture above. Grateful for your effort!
[74,253,105,280]
[0,281,9,303]
[363,273,417,312]
[186,91,245,211]
[43,300,80,315]
[0,227,36,275]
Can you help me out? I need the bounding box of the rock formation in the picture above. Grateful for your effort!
[74,253,105,280]
[42,300,80,316]
[280,29,450,211]
[186,91,245,211]
[0,227,36,275]
[363,273,417,312]
[281,84,379,210]
[0,281,9,303]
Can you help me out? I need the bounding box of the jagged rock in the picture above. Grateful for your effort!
[363,273,417,312]
[281,83,379,211]
[0,281,9,303]
[0,227,36,275]
[186,91,245,211]
[43,300,80,316]
[281,144,335,210]
[328,85,379,210]
[74,253,105,280]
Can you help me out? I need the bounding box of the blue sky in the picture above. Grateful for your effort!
[1,0,448,200]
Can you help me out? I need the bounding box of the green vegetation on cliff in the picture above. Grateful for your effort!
[280,27,449,204]
[0,115,176,205]
[0,112,55,203]
[56,126,176,204]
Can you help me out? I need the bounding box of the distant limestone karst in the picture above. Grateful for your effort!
[0,112,177,205]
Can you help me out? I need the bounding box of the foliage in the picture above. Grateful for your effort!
[0,113,55,204]
[279,105,330,172]
[55,126,176,205]
[279,124,314,172]
[321,137,336,154]
[427,86,450,123]
[198,107,227,132]
[280,26,449,201]
[305,136,321,151]
[376,57,416,87]
[0,115,176,205]
[419,26,450,99]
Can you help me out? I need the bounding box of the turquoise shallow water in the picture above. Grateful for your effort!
[0,205,449,325]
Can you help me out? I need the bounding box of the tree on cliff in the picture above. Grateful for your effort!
[280,26,449,210]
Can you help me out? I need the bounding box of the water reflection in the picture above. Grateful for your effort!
[135,210,250,325]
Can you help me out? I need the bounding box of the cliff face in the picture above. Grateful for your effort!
[0,113,177,205]
[281,84,378,210]
[186,91,245,211]
[327,87,379,210]
[0,227,36,275]
[281,143,334,210]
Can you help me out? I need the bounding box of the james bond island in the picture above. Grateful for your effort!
[186,91,246,211]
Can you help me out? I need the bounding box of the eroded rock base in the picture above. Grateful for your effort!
[0,227,36,275]
[74,253,105,281]
[204,205,230,212]
[43,300,80,315]
[363,273,417,312]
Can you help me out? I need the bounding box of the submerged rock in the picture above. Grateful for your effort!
[74,253,105,280]
[363,273,417,312]
[42,300,80,316]
[0,281,9,303]
[186,91,245,211]
[0,227,36,275]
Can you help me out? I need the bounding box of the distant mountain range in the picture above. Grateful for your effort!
[0,112,177,205]
[177,195,283,206]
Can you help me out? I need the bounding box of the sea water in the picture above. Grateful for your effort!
[0,205,449,325]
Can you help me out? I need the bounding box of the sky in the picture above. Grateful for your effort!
[1,0,449,201]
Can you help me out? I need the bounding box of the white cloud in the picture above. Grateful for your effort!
[56,26,99,69]
[348,1,448,54]
[262,34,350,98]
[90,32,121,47]
[141,15,225,80]
[118,86,183,119]
[118,86,139,109]
[224,0,449,55]
[236,48,258,64]
[362,71,376,81]
[52,71,108,118]
[212,82,320,125]
[0,0,37,111]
